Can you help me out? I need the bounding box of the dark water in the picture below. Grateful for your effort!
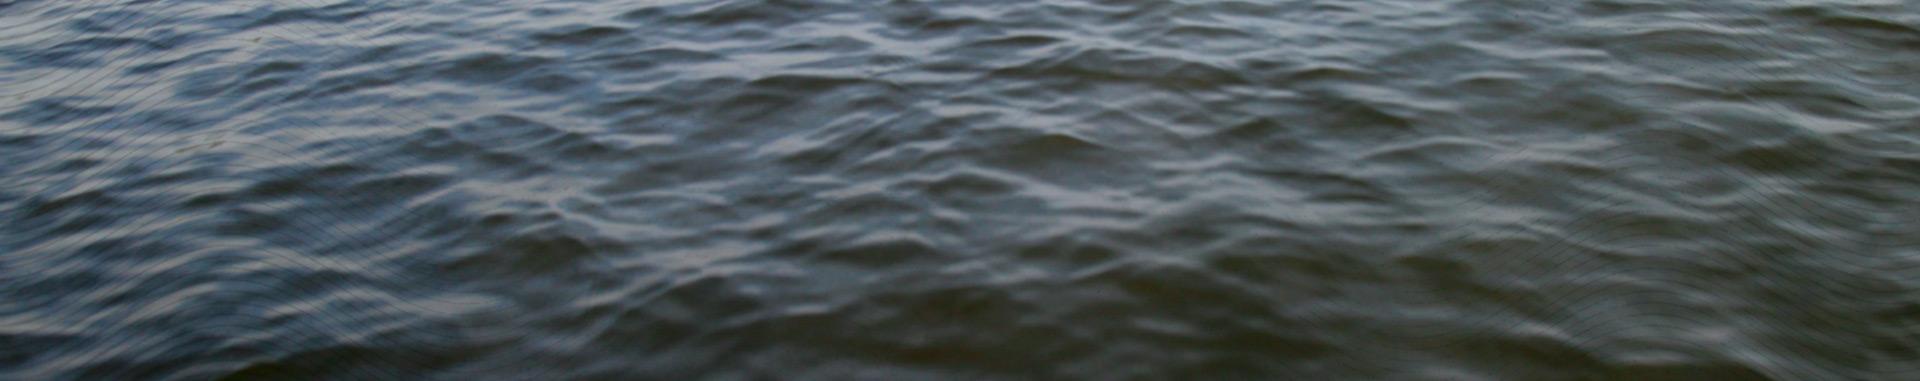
[4,0,1920,379]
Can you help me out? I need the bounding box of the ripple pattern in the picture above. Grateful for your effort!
[4,0,1920,379]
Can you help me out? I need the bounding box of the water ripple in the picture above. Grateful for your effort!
[3,0,1919,379]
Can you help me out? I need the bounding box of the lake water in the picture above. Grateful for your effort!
[4,0,1920,379]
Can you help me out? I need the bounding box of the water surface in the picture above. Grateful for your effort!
[4,0,1920,379]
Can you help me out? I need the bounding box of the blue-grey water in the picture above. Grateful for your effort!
[4,0,1920,379]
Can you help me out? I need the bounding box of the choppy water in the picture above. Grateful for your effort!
[4,0,1920,379]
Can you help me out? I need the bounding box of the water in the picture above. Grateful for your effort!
[3,0,1919,379]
